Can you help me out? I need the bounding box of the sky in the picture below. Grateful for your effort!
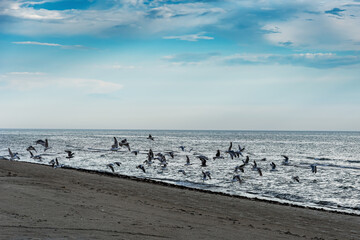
[1,0,360,131]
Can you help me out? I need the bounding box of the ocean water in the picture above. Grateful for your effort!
[1,129,359,215]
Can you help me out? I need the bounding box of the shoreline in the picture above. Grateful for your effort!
[60,165,359,217]
[1,159,359,239]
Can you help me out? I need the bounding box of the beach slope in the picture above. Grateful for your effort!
[0,160,359,239]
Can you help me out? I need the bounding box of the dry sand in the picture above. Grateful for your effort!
[0,159,359,240]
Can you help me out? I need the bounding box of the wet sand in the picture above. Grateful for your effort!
[0,159,359,240]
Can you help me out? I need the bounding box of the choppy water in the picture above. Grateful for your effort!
[1,129,359,215]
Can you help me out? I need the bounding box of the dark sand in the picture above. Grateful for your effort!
[0,160,359,240]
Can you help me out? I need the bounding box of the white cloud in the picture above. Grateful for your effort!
[0,0,225,36]
[161,52,360,68]
[262,3,360,51]
[0,73,123,94]
[12,41,89,49]
[0,0,64,20]
[223,52,360,68]
[13,41,61,47]
[8,71,46,75]
[163,32,214,41]
[59,78,123,94]
[2,0,360,51]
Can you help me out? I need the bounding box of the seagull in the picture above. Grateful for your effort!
[226,150,238,160]
[137,164,146,173]
[165,151,174,159]
[202,171,211,180]
[234,164,245,173]
[160,162,168,170]
[311,164,317,173]
[282,155,289,165]
[232,175,242,183]
[185,155,191,165]
[196,155,208,167]
[147,134,154,141]
[213,150,224,160]
[270,162,276,170]
[8,148,20,160]
[111,137,119,151]
[29,151,42,160]
[49,158,61,168]
[107,163,115,173]
[292,176,300,183]
[65,150,74,159]
[26,146,37,152]
[43,139,50,151]
[244,156,250,164]
[237,145,245,156]
[252,160,258,170]
[131,150,139,156]
[35,139,46,146]
[228,142,233,151]
[119,138,131,151]
[179,146,186,151]
[36,139,50,151]
[148,149,154,160]
[257,168,263,176]
[143,158,154,166]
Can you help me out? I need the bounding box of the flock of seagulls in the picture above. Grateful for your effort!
[1,136,319,185]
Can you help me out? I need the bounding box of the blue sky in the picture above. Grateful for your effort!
[1,0,360,130]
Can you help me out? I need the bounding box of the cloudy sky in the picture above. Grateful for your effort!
[1,0,360,130]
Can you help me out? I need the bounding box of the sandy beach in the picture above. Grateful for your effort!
[0,159,359,240]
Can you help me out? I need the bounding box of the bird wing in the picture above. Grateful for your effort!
[228,142,232,151]
[8,148,13,158]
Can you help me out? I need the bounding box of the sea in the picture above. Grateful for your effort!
[1,129,359,215]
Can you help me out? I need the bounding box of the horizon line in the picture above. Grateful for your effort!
[0,128,359,133]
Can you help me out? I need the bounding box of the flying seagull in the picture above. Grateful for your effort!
[292,176,300,183]
[119,138,131,151]
[179,146,186,151]
[228,142,233,151]
[202,171,211,180]
[234,164,245,173]
[282,155,289,165]
[270,162,276,170]
[49,158,60,168]
[213,150,224,160]
[29,151,42,160]
[8,148,20,160]
[111,137,119,151]
[107,163,115,173]
[232,175,242,183]
[131,150,139,156]
[197,155,208,167]
[26,146,37,152]
[65,150,74,159]
[185,155,191,165]
[137,164,146,173]
[237,145,245,156]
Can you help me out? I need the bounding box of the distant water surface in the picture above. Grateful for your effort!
[1,129,359,215]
